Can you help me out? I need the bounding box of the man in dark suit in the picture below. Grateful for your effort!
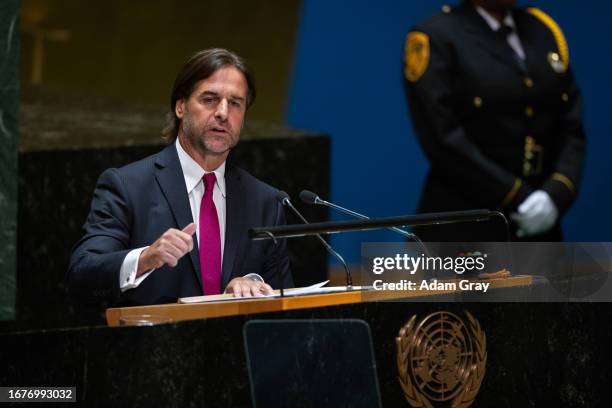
[68,48,292,306]
[404,1,585,241]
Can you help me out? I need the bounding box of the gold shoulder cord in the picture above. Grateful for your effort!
[527,8,577,197]
[526,7,569,70]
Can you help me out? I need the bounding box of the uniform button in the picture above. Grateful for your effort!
[562,92,569,102]
[473,96,482,108]
[524,77,534,88]
[441,5,452,13]
[525,106,534,117]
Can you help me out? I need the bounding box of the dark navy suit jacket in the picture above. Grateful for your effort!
[67,143,292,306]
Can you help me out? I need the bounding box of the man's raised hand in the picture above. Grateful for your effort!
[137,223,197,276]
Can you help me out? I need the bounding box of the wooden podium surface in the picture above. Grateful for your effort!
[106,275,532,326]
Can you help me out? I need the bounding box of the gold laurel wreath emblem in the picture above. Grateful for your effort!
[396,312,487,408]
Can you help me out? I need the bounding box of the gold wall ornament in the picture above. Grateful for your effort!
[396,311,487,407]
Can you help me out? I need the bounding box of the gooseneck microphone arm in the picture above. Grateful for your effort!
[299,190,417,239]
[299,189,433,271]
[277,191,353,288]
[258,230,283,297]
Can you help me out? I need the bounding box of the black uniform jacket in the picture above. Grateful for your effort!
[404,2,585,241]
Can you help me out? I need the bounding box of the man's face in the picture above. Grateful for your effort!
[176,66,248,156]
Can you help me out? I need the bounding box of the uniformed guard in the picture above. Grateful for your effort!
[404,0,585,241]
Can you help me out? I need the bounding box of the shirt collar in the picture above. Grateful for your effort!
[175,138,226,197]
[475,6,516,32]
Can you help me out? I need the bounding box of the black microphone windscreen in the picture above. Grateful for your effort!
[276,190,290,204]
[299,190,318,204]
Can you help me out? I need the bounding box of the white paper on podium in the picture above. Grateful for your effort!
[281,280,330,296]
[178,280,366,304]
[283,284,368,296]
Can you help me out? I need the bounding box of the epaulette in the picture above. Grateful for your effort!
[526,7,569,70]
[416,4,456,28]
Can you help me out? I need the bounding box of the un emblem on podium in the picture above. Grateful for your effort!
[396,311,486,407]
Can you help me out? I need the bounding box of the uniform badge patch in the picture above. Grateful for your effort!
[404,31,430,82]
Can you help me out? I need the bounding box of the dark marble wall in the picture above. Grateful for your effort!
[0,0,19,320]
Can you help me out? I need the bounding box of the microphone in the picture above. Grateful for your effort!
[300,190,416,240]
[277,191,353,287]
[299,189,434,278]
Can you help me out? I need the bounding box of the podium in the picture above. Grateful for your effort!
[105,275,533,326]
[2,273,612,406]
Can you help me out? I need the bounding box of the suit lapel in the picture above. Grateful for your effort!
[154,144,202,288]
[221,164,246,288]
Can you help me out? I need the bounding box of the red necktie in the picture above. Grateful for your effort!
[199,173,221,295]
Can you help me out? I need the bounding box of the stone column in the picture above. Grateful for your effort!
[0,0,19,320]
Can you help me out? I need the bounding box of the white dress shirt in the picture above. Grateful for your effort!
[118,138,227,291]
[475,6,526,60]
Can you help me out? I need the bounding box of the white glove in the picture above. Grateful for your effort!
[510,190,558,237]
